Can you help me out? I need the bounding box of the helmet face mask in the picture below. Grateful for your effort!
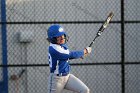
[47,25,69,44]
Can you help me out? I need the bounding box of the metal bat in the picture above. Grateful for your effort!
[89,12,114,47]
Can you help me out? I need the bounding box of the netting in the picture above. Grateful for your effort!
[0,0,140,93]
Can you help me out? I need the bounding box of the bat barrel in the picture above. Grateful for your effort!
[88,12,114,47]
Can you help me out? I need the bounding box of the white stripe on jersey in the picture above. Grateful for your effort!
[50,43,69,54]
[54,60,59,74]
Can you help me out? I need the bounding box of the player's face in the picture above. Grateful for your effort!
[56,35,65,44]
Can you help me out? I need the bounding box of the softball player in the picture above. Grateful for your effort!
[47,24,92,93]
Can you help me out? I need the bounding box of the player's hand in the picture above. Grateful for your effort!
[83,47,92,57]
[81,47,92,59]
[85,47,92,54]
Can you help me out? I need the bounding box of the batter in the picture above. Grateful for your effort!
[47,24,92,93]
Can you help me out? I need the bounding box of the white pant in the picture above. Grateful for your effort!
[47,73,90,93]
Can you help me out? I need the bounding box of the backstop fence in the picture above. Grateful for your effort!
[0,0,140,93]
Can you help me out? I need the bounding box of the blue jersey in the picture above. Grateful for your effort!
[48,43,84,74]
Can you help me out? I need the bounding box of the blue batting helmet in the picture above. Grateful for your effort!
[47,24,68,44]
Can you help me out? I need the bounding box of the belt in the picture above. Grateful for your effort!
[51,73,69,76]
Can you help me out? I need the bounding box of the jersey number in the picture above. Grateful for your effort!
[48,53,52,67]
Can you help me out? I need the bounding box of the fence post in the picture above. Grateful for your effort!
[121,0,125,93]
[1,0,8,93]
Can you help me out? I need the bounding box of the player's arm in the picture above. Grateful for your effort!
[69,47,92,59]
[69,50,84,59]
[49,46,92,60]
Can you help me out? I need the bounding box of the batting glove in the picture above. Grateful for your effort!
[85,47,92,54]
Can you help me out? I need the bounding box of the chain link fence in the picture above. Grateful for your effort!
[0,0,140,93]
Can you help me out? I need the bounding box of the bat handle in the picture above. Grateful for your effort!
[89,42,93,47]
[89,35,99,47]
